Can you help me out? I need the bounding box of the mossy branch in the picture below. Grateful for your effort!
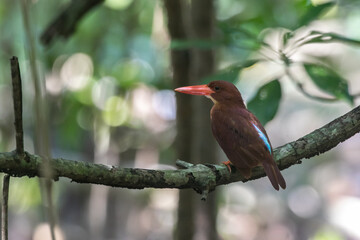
[0,105,359,199]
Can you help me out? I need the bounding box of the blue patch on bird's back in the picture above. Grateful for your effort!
[251,123,271,153]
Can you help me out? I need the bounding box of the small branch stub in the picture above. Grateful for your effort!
[10,56,24,156]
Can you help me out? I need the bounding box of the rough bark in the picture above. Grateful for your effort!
[10,57,24,155]
[1,104,359,194]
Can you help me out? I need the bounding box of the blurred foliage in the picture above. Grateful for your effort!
[295,30,360,46]
[304,63,354,104]
[247,80,282,126]
[1,175,43,212]
[313,228,344,240]
[0,0,360,239]
[0,0,358,156]
[199,0,360,124]
[203,59,258,83]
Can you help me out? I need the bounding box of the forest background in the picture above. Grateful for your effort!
[1,0,360,240]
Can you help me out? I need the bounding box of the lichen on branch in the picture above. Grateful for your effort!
[0,104,359,198]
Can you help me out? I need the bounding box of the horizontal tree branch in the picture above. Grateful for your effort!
[1,105,360,199]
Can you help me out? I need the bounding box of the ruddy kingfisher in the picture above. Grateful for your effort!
[175,80,286,190]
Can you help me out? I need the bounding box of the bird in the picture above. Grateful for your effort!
[175,80,286,190]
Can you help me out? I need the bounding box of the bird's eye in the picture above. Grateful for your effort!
[214,86,220,91]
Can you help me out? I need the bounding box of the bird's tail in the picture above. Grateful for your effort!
[263,163,286,190]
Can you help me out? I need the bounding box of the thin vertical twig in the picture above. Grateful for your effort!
[10,56,24,155]
[1,56,26,240]
[1,175,10,240]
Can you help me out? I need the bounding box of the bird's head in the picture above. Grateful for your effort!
[175,80,245,106]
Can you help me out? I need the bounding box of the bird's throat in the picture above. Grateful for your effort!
[205,95,218,104]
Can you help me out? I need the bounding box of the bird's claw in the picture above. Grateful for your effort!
[222,160,232,173]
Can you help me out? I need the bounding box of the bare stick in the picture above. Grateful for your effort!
[10,56,24,155]
[1,175,10,240]
[2,56,25,240]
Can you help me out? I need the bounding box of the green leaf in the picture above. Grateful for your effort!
[247,80,282,126]
[219,15,266,38]
[227,29,263,50]
[326,32,360,45]
[301,31,360,46]
[298,2,335,28]
[218,18,267,51]
[202,59,258,83]
[304,63,354,104]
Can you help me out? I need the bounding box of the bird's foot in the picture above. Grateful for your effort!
[222,160,232,173]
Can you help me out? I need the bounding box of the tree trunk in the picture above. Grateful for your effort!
[164,0,218,239]
[163,1,196,240]
[190,1,219,240]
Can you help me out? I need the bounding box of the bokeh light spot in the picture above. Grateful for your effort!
[329,196,360,239]
[288,185,321,218]
[112,59,154,87]
[104,0,133,10]
[33,223,65,240]
[102,96,130,126]
[77,108,94,130]
[311,227,343,240]
[74,79,94,105]
[152,90,176,121]
[92,76,117,109]
[224,185,256,212]
[60,53,93,91]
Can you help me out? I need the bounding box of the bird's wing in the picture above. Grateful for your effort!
[211,108,286,189]
[250,123,272,154]
[211,108,274,169]
[247,115,286,189]
[248,113,273,153]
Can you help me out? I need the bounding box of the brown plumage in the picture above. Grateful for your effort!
[175,80,286,190]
